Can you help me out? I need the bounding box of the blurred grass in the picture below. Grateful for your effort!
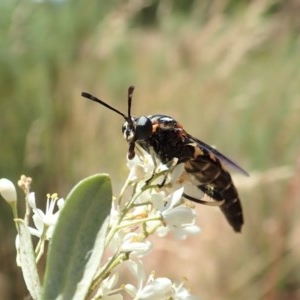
[0,0,300,299]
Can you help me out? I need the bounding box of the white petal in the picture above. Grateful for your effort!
[172,224,201,240]
[173,282,199,300]
[169,187,184,207]
[57,198,65,210]
[95,272,121,299]
[156,226,169,238]
[43,212,58,227]
[121,240,152,256]
[0,178,17,204]
[138,277,173,300]
[151,192,167,211]
[103,272,119,290]
[45,225,55,240]
[124,259,145,287]
[127,153,142,169]
[32,214,44,233]
[163,207,195,226]
[183,224,201,235]
[124,284,137,297]
[121,233,152,256]
[129,165,146,181]
[28,227,42,238]
[47,198,56,215]
[28,192,37,209]
[134,189,152,204]
[170,163,185,183]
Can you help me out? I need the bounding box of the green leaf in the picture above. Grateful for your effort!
[15,219,42,300]
[42,174,112,300]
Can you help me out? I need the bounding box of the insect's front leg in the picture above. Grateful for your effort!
[146,151,178,188]
[135,144,178,187]
[144,147,159,185]
[156,158,178,188]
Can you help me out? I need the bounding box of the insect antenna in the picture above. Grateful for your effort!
[126,86,136,159]
[81,92,127,120]
[81,87,137,159]
[127,86,134,123]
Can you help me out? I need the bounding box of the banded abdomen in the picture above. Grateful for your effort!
[184,153,244,232]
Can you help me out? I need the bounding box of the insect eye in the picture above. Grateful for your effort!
[121,123,126,134]
[135,116,152,140]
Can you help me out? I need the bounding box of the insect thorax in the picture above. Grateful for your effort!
[136,115,195,164]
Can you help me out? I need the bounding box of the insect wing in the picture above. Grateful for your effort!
[189,135,249,177]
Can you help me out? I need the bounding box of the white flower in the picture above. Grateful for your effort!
[153,187,184,211]
[163,206,196,226]
[173,281,199,300]
[124,259,174,300]
[120,233,152,256]
[152,187,201,239]
[125,258,199,300]
[28,192,64,239]
[108,230,152,259]
[136,276,173,300]
[103,150,201,299]
[157,223,201,240]
[0,178,17,204]
[126,147,184,189]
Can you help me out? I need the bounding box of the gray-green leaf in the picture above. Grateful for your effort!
[15,219,42,300]
[42,174,112,300]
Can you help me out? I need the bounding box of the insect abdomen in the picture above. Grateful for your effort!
[184,154,244,232]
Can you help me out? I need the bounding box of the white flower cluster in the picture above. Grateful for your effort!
[27,192,64,240]
[96,257,199,300]
[97,148,201,299]
[0,149,201,299]
[120,148,201,239]
[0,175,65,264]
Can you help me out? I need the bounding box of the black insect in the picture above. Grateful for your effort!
[81,86,249,232]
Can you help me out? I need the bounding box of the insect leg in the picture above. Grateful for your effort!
[183,192,225,206]
[157,158,178,188]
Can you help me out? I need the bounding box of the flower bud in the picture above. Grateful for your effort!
[0,178,17,204]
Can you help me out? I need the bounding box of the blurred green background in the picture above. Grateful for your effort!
[1,0,300,299]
